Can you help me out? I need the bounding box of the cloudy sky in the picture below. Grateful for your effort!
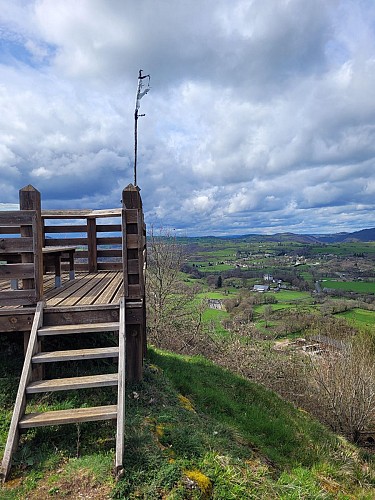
[0,0,374,235]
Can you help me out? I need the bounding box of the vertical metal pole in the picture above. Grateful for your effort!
[134,108,138,186]
[133,69,149,187]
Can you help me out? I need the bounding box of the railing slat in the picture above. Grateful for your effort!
[0,211,35,226]
[0,238,34,253]
[0,290,38,306]
[44,225,87,233]
[0,263,35,279]
[44,238,87,246]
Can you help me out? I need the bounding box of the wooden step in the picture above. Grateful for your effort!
[26,373,118,393]
[38,322,119,336]
[19,405,117,428]
[32,347,119,363]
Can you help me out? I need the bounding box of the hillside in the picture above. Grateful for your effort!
[1,343,374,499]
[193,228,375,243]
[315,227,375,243]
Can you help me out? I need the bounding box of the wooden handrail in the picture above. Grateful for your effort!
[41,208,122,219]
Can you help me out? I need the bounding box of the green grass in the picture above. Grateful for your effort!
[201,309,230,337]
[337,308,375,328]
[196,291,231,337]
[197,263,234,272]
[197,291,230,300]
[1,343,375,498]
[322,280,375,294]
[309,242,375,257]
[276,290,312,302]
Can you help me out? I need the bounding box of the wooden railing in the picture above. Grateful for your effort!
[0,185,146,313]
[0,184,147,381]
[0,210,43,306]
[42,209,123,273]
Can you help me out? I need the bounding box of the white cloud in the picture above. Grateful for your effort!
[0,0,374,234]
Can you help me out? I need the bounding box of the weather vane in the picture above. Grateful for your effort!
[134,69,151,186]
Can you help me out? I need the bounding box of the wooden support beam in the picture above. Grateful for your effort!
[87,217,98,273]
[126,324,143,382]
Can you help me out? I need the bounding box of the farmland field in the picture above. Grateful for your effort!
[307,242,375,256]
[337,308,375,328]
[322,279,375,294]
[275,290,312,302]
[177,235,375,341]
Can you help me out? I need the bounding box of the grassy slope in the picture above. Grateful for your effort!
[337,308,375,327]
[0,344,374,499]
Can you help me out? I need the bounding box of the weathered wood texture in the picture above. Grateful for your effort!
[19,405,117,428]
[1,302,123,481]
[32,346,119,363]
[43,214,123,273]
[122,185,147,382]
[0,207,43,306]
[116,297,126,475]
[0,272,142,330]
[20,186,44,300]
[27,373,118,393]
[0,184,146,383]
[0,184,149,481]
[0,302,43,482]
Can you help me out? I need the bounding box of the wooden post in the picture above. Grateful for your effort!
[87,217,97,273]
[19,186,44,375]
[19,185,43,302]
[121,184,146,382]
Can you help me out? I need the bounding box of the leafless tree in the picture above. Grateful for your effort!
[146,228,203,350]
[307,335,375,441]
[263,305,273,328]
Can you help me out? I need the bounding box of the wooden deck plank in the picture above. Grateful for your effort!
[1,271,123,315]
[94,271,123,304]
[0,280,10,291]
[45,273,103,307]
[44,273,96,304]
[2,271,123,307]
[19,405,117,428]
[78,272,114,305]
[112,277,125,304]
[56,274,111,307]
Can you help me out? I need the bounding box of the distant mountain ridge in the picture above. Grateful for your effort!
[214,228,375,243]
[312,228,375,243]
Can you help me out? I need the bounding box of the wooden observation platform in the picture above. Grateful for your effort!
[0,184,146,481]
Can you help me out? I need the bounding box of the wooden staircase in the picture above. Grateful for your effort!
[0,299,126,483]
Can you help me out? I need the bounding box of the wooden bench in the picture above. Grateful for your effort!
[2,246,76,289]
[42,246,76,288]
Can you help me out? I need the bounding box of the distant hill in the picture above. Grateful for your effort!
[313,228,375,243]
[203,228,375,244]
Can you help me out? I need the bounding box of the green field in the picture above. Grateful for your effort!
[308,242,375,256]
[275,290,312,302]
[322,280,375,294]
[197,291,230,300]
[337,308,375,328]
[196,263,234,272]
